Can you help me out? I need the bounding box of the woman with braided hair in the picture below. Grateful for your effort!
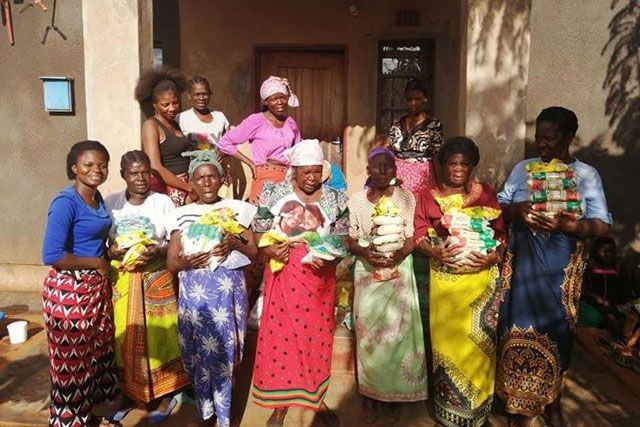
[135,67,193,206]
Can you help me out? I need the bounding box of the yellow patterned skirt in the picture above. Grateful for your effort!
[111,260,189,403]
[429,261,500,427]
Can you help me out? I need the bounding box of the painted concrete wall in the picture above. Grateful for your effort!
[82,0,154,196]
[175,0,463,194]
[463,0,531,186]
[526,0,640,262]
[0,0,86,265]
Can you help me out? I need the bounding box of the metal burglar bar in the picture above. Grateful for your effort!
[376,39,435,132]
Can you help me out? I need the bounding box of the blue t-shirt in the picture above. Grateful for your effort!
[42,186,112,265]
[497,157,612,224]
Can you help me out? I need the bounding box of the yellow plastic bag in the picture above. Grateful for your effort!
[525,158,569,174]
[372,195,400,217]
[434,193,501,220]
[115,230,157,269]
[197,207,244,235]
[258,230,289,273]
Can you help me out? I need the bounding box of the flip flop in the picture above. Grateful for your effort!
[606,348,635,369]
[148,395,178,424]
[104,407,133,424]
[596,337,626,351]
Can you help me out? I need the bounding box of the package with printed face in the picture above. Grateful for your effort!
[258,230,346,273]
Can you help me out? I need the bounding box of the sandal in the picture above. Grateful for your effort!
[606,348,635,369]
[148,395,178,424]
[104,407,133,424]
[91,416,122,427]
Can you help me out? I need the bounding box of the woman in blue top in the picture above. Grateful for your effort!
[495,107,611,427]
[41,140,119,427]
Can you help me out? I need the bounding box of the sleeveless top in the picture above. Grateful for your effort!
[153,117,191,174]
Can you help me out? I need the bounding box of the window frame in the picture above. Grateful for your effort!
[376,39,436,132]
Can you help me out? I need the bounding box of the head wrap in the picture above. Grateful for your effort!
[367,146,396,163]
[365,146,398,189]
[260,76,300,108]
[284,139,324,167]
[182,150,223,177]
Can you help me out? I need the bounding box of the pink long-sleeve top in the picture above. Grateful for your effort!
[217,112,301,165]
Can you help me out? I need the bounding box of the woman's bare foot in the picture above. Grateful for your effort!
[266,407,288,427]
[543,400,567,427]
[315,402,339,427]
[507,414,534,427]
[381,402,400,424]
[186,416,216,427]
[362,397,379,424]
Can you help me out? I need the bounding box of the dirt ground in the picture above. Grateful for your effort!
[1,290,639,427]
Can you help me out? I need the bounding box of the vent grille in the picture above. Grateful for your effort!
[397,9,419,26]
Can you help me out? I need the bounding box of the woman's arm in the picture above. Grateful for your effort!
[218,116,257,177]
[42,195,111,277]
[501,202,529,224]
[166,230,210,273]
[53,254,111,278]
[142,120,192,192]
[211,228,258,260]
[534,214,610,240]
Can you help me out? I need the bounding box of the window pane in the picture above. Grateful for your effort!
[380,79,393,109]
[377,40,435,130]
[392,78,407,109]
[382,58,399,76]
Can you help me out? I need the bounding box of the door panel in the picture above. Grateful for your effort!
[257,49,346,166]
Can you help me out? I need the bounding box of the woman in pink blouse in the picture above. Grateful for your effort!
[218,76,301,204]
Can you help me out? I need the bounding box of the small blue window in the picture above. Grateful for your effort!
[40,77,74,113]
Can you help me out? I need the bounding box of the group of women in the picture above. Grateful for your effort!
[41,67,611,427]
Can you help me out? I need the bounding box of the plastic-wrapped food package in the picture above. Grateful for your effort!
[526,159,583,219]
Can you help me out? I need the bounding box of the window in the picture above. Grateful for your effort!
[377,40,435,131]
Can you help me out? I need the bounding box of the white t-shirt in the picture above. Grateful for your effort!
[167,199,257,237]
[178,108,230,146]
[104,191,175,244]
[167,199,257,270]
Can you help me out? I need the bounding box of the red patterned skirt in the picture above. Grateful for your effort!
[42,269,118,427]
[395,158,437,193]
[150,172,190,206]
[251,245,336,411]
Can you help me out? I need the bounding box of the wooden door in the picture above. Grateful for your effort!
[256,48,346,167]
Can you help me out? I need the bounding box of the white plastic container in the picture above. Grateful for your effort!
[7,320,28,344]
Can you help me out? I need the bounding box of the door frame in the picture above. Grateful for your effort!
[253,44,349,167]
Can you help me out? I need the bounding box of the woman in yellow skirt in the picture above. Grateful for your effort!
[414,137,505,427]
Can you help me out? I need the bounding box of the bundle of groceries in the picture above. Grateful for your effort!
[526,158,583,220]
[182,207,244,270]
[114,216,157,271]
[358,195,405,281]
[434,194,501,273]
[258,230,346,273]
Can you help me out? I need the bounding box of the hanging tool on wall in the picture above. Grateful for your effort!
[41,0,66,45]
[20,0,49,14]
[1,0,14,46]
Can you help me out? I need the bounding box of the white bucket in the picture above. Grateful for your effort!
[7,320,28,344]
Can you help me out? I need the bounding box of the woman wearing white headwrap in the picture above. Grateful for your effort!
[218,76,301,204]
[250,140,348,427]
